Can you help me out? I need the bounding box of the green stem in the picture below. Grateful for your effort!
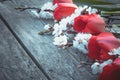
[102,11,120,15]
[38,30,51,35]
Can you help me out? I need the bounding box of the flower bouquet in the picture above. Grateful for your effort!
[15,0,120,80]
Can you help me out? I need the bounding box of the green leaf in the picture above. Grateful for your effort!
[101,11,120,15]
[91,4,120,11]
[73,0,115,5]
[116,24,120,27]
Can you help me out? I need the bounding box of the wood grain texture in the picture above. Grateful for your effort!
[0,1,97,80]
[0,19,48,80]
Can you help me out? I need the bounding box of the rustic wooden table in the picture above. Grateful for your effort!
[0,0,119,80]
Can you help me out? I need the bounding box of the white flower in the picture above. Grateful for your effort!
[73,40,88,53]
[52,18,69,37]
[31,2,57,19]
[31,10,40,18]
[91,62,100,74]
[51,4,58,10]
[91,59,113,74]
[52,6,84,37]
[38,2,57,19]
[41,2,53,10]
[74,33,92,41]
[109,47,120,56]
[85,6,98,14]
[39,11,53,19]
[73,33,92,54]
[44,24,50,30]
[52,23,62,37]
[41,2,57,11]
[53,35,68,46]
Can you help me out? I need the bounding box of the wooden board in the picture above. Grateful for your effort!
[0,19,48,80]
[0,1,97,80]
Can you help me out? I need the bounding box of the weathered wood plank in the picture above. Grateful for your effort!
[0,19,48,80]
[10,0,52,7]
[0,1,97,80]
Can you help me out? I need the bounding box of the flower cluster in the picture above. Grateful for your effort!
[34,0,120,80]
[31,2,57,19]
[98,58,120,80]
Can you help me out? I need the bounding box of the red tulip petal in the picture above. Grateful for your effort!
[88,32,120,60]
[98,34,120,60]
[88,36,101,60]
[113,58,120,66]
[99,58,120,80]
[84,14,105,35]
[97,32,120,51]
[73,14,105,35]
[100,49,117,60]
[54,3,77,21]
[73,15,89,32]
[53,0,73,5]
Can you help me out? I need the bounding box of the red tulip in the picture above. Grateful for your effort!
[73,14,105,35]
[99,58,120,80]
[53,0,73,5]
[88,32,120,60]
[54,3,77,21]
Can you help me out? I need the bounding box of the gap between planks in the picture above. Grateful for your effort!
[0,13,51,80]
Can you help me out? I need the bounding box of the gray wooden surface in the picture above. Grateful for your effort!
[0,19,48,80]
[0,0,99,80]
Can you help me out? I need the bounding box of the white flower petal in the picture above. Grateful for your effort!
[91,59,113,74]
[31,2,57,19]
[73,40,88,53]
[91,62,100,74]
[109,47,120,56]
[31,10,40,18]
[53,35,68,46]
[39,11,53,19]
[44,24,50,30]
[73,33,92,54]
[41,2,55,10]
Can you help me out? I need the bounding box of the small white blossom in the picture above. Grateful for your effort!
[91,59,113,74]
[73,40,88,53]
[53,35,68,46]
[41,2,57,11]
[31,2,57,19]
[44,24,50,30]
[85,6,98,14]
[39,11,53,19]
[31,10,40,18]
[109,47,120,56]
[73,33,92,54]
[52,23,62,37]
[41,2,53,10]
[91,62,100,74]
[74,33,92,41]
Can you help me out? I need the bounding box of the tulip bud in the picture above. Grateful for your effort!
[99,58,120,80]
[53,0,73,5]
[88,32,120,60]
[73,14,105,35]
[54,3,77,21]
